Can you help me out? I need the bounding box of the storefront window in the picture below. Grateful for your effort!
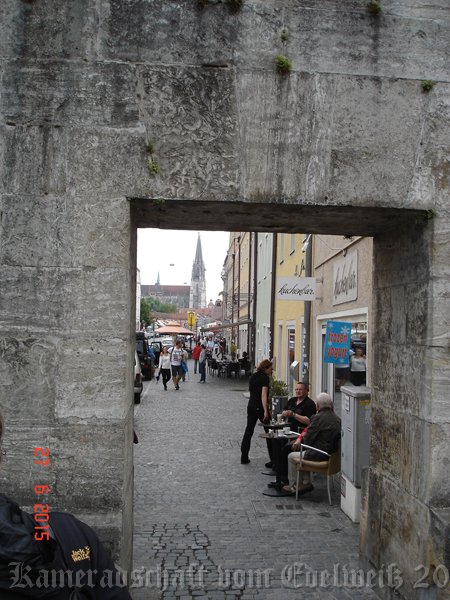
[320,319,368,418]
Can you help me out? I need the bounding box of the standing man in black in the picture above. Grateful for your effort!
[240,359,273,465]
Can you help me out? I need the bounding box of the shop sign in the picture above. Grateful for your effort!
[323,320,352,365]
[333,250,358,305]
[276,277,316,301]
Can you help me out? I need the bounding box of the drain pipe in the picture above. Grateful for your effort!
[301,234,312,385]
[269,233,277,362]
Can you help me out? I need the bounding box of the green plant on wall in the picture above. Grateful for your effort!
[153,198,166,209]
[416,208,437,224]
[228,0,244,8]
[367,0,382,15]
[421,80,436,92]
[275,55,292,73]
[197,0,244,11]
[145,141,155,154]
[147,159,160,177]
[280,28,289,42]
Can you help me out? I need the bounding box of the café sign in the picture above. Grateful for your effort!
[276,277,316,301]
[333,249,358,305]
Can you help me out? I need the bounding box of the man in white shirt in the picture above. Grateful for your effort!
[170,339,185,390]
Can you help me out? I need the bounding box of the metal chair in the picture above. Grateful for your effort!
[208,358,218,376]
[292,442,341,505]
[217,361,228,377]
[238,358,252,378]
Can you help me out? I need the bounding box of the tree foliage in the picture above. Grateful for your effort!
[140,298,153,325]
[143,297,177,314]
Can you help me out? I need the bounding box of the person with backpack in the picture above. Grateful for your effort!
[0,414,132,599]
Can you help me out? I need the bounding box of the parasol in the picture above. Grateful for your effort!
[154,325,194,335]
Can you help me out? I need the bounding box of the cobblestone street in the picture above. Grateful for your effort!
[131,362,380,600]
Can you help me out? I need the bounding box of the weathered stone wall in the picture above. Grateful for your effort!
[0,0,449,587]
[361,217,450,599]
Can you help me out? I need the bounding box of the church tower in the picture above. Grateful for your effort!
[189,234,207,308]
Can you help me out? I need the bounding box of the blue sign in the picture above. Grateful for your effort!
[323,321,351,365]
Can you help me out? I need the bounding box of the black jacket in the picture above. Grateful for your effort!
[302,408,341,461]
[0,495,131,599]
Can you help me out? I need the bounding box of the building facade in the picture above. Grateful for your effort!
[272,234,307,394]
[141,283,190,309]
[220,232,256,361]
[310,235,373,405]
[254,232,273,368]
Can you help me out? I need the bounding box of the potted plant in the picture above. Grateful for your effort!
[269,377,289,417]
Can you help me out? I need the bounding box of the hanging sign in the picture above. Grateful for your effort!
[323,320,352,365]
[276,277,316,301]
[333,250,358,305]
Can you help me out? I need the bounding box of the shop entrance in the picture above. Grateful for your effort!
[316,311,368,416]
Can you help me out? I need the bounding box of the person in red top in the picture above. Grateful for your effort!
[191,342,202,374]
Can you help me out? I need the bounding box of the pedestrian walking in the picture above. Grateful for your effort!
[198,344,207,383]
[191,341,202,374]
[170,339,185,390]
[157,346,172,391]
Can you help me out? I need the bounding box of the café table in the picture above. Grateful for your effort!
[259,430,299,497]
[226,361,241,378]
[216,360,240,378]
[258,420,290,475]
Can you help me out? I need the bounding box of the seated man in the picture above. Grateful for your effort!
[283,392,341,496]
[281,382,316,433]
[267,383,316,487]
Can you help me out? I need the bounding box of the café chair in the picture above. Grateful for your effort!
[238,358,252,378]
[292,442,341,505]
[208,358,218,376]
[217,361,228,378]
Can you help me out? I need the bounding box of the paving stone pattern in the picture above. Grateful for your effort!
[131,363,380,600]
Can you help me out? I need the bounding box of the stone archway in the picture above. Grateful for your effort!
[0,2,448,596]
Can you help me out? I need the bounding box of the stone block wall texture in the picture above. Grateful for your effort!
[0,0,449,588]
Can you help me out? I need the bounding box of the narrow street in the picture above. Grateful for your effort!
[130,361,380,600]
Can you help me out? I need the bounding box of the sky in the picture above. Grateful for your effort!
[137,229,230,302]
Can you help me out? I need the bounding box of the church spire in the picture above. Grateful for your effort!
[189,234,207,308]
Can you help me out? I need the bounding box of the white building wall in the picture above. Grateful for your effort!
[136,268,141,330]
[255,233,273,366]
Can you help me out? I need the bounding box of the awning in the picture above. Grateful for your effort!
[200,320,254,333]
